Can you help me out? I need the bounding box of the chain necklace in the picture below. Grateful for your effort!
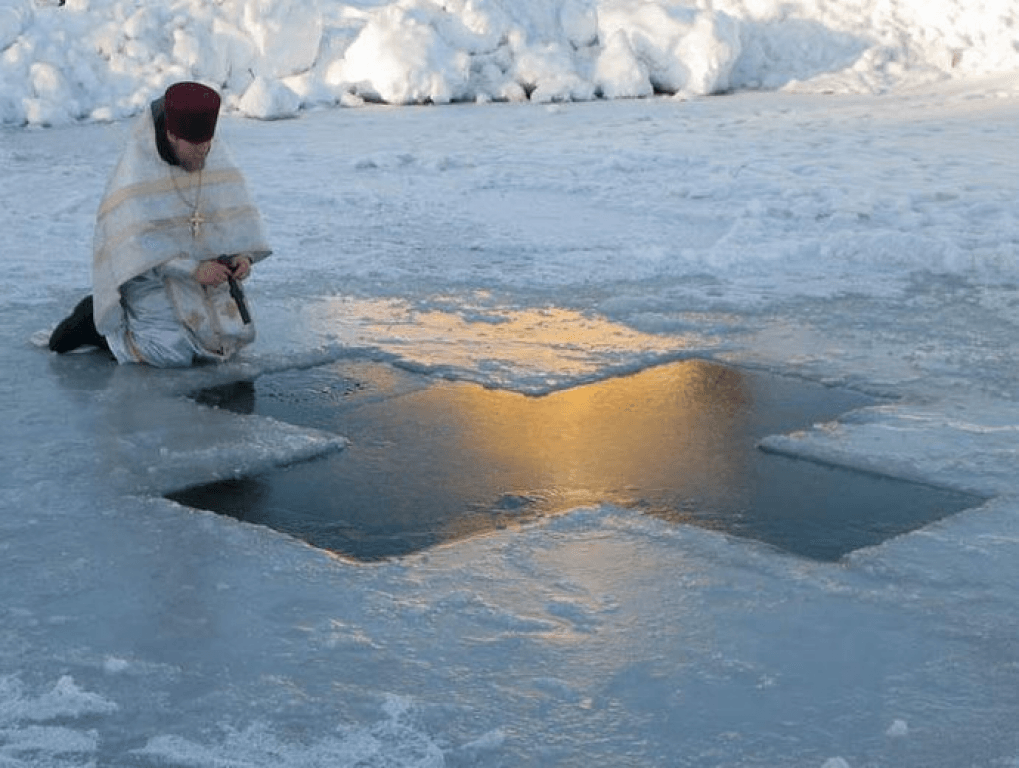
[170,167,205,239]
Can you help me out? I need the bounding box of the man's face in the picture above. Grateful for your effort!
[167,132,212,173]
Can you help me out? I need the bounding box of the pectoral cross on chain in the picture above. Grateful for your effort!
[189,209,205,239]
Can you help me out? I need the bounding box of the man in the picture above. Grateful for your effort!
[49,81,272,367]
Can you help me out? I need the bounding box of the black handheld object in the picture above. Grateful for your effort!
[217,256,252,325]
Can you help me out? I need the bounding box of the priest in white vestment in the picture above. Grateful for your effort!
[49,81,272,367]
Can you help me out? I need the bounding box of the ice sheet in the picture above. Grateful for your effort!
[3,15,1019,764]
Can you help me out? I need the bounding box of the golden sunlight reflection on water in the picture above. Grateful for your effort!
[182,359,760,557]
[424,361,753,542]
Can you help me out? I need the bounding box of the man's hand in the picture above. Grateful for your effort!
[230,255,252,281]
[194,259,233,286]
[194,256,252,286]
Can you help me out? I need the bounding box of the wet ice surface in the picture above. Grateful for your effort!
[176,359,980,562]
[4,85,1019,767]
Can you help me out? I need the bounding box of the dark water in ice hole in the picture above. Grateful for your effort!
[170,360,982,562]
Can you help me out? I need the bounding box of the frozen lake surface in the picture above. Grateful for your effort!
[4,72,1019,768]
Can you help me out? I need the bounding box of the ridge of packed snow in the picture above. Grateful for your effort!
[1,0,1017,127]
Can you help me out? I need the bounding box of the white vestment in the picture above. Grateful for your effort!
[93,107,271,367]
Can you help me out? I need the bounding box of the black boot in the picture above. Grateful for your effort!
[49,296,110,354]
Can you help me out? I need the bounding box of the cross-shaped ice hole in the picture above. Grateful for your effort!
[170,359,983,562]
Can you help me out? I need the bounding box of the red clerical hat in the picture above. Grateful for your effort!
[164,82,221,143]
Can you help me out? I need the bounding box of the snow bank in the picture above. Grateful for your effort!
[134,698,446,768]
[1,0,1016,127]
[0,675,117,766]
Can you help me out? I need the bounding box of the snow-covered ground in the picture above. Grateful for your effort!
[4,1,1019,766]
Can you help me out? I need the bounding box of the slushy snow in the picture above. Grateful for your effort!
[3,0,1019,766]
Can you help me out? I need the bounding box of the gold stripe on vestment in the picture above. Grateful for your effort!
[97,168,246,219]
[94,205,265,270]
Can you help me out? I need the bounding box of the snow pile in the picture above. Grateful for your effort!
[0,674,117,723]
[0,675,117,766]
[0,0,1016,127]
[134,698,446,768]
